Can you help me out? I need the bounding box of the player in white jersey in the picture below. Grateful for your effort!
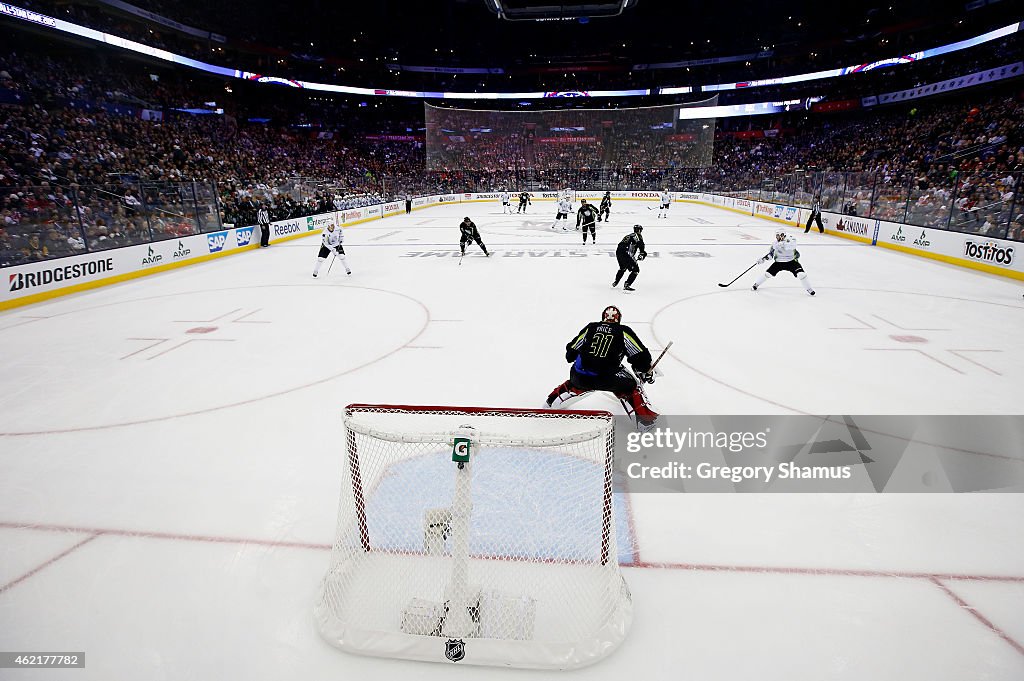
[500,191,512,214]
[751,229,814,295]
[551,197,573,230]
[657,189,671,218]
[312,223,351,277]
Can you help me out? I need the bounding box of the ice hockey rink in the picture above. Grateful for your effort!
[1,199,1022,680]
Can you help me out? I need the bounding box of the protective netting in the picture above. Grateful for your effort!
[314,405,632,669]
[424,98,717,172]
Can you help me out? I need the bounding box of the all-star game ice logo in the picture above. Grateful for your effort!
[444,639,466,662]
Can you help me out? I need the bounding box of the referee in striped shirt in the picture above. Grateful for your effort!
[257,203,271,247]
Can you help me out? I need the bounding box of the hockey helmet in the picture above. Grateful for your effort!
[633,224,643,234]
[602,305,622,324]
[580,198,587,204]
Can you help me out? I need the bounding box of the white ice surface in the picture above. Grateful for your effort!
[1,200,1022,679]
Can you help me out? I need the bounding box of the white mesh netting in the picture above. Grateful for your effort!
[314,405,632,669]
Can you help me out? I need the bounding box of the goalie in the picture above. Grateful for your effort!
[544,305,659,427]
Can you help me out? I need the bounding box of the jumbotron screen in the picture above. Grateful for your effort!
[424,98,717,172]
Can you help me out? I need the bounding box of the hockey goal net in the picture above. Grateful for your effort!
[314,404,632,670]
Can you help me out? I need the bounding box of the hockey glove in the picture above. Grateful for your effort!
[637,252,647,261]
[335,246,344,254]
[637,370,656,384]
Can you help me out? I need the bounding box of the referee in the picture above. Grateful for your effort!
[804,193,824,234]
[257,202,271,247]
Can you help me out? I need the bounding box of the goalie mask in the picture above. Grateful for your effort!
[602,305,622,324]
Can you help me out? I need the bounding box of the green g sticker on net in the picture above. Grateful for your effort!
[452,437,471,463]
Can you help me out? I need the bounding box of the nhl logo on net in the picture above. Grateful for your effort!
[444,638,466,662]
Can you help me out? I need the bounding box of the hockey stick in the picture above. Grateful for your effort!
[650,341,673,373]
[327,251,337,275]
[717,262,758,288]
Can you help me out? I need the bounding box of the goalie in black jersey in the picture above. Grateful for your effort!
[598,191,612,222]
[459,217,490,257]
[545,305,659,427]
[577,199,600,244]
[613,225,647,291]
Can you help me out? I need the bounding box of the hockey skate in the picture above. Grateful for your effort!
[623,284,636,292]
[752,283,759,291]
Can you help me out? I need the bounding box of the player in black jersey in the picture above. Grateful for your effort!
[577,199,599,244]
[517,191,531,214]
[544,305,658,427]
[598,192,612,222]
[613,225,647,291]
[459,217,490,256]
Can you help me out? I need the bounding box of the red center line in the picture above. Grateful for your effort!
[930,577,1024,657]
[0,521,330,552]
[0,533,100,595]
[2,520,1021,584]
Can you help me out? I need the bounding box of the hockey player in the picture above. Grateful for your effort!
[657,188,671,219]
[577,199,599,244]
[613,225,647,291]
[517,191,531,214]
[312,222,350,277]
[598,191,612,222]
[545,305,659,427]
[459,216,490,257]
[551,196,572,230]
[500,190,512,214]
[804,193,824,233]
[752,229,815,295]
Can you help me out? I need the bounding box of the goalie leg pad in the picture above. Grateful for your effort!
[545,381,590,408]
[615,386,659,426]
